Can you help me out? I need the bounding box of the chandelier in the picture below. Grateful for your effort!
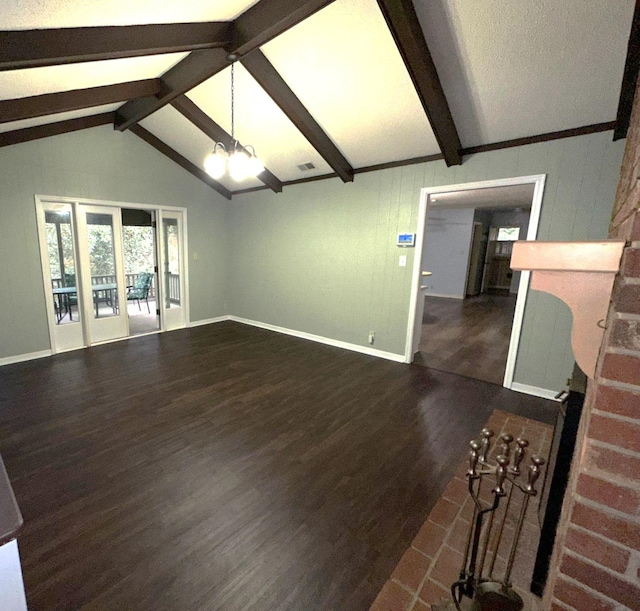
[204,55,264,181]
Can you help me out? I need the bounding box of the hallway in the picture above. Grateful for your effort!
[415,293,517,385]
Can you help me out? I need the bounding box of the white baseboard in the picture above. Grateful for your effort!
[427,293,464,299]
[0,350,52,367]
[228,316,406,363]
[510,382,562,401]
[188,315,231,328]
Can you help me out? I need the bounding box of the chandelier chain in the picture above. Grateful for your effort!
[230,62,235,143]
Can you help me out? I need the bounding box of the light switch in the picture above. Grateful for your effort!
[399,255,407,267]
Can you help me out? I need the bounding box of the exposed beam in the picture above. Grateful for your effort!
[376,0,462,166]
[461,122,616,155]
[231,0,336,56]
[0,23,232,71]
[614,0,640,140]
[130,125,232,200]
[0,80,160,124]
[170,95,283,193]
[115,0,336,131]
[241,50,354,182]
[0,113,114,148]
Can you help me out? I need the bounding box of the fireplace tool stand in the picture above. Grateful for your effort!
[433,429,545,611]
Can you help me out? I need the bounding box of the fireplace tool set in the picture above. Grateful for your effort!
[433,428,545,611]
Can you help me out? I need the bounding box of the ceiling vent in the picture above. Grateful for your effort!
[297,162,316,171]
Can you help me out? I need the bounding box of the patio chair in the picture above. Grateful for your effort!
[63,273,78,321]
[127,272,153,313]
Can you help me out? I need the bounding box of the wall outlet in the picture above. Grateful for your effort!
[368,332,375,345]
[399,255,407,267]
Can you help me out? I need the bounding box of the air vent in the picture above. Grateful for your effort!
[297,162,316,171]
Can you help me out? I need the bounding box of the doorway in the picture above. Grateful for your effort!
[36,196,188,354]
[406,175,546,389]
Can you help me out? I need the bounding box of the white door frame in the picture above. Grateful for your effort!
[404,174,546,389]
[35,194,190,350]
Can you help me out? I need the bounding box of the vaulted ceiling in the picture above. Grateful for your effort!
[0,0,637,200]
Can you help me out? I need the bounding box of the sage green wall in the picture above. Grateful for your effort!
[230,131,624,392]
[0,125,229,359]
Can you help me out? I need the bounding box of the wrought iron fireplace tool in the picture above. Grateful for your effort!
[433,428,545,611]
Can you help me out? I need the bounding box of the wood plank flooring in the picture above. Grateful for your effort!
[0,322,555,610]
[415,293,518,385]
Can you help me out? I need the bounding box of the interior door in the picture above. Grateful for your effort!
[75,205,128,344]
[159,210,187,331]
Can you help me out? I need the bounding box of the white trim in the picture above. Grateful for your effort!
[510,382,562,401]
[405,174,547,385]
[0,350,52,366]
[35,194,185,213]
[427,293,465,299]
[229,316,406,362]
[188,316,231,327]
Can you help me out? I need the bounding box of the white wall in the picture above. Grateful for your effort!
[422,207,475,298]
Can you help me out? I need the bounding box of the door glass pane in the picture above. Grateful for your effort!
[163,218,180,308]
[87,213,118,319]
[45,207,80,325]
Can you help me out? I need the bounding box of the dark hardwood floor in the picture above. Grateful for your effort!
[415,293,518,385]
[0,322,555,610]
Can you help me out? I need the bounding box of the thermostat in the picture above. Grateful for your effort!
[397,233,416,247]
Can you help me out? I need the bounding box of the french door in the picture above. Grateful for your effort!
[37,198,188,354]
[75,205,128,344]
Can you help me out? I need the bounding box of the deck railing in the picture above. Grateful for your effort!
[51,273,161,299]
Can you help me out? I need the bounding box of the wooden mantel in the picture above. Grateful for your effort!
[511,241,626,379]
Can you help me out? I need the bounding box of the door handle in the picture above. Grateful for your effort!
[420,285,430,290]
[421,271,433,276]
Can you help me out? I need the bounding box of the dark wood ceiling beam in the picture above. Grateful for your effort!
[614,0,640,140]
[115,0,336,132]
[170,95,283,193]
[115,48,230,130]
[0,80,160,124]
[0,22,232,71]
[130,125,232,200]
[0,112,114,148]
[241,50,354,182]
[376,0,462,166]
[230,0,336,56]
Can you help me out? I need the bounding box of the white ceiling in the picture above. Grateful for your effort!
[430,184,535,209]
[0,0,260,29]
[416,0,635,146]
[0,0,636,193]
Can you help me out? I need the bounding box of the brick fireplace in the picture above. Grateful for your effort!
[544,77,640,610]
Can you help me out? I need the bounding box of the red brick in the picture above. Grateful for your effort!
[418,578,449,605]
[564,527,630,573]
[428,545,464,588]
[442,477,468,506]
[369,580,412,611]
[614,283,640,316]
[571,502,640,550]
[587,443,640,481]
[427,498,459,528]
[577,473,640,515]
[554,576,615,611]
[412,520,447,557]
[550,602,568,611]
[631,211,640,241]
[601,352,640,385]
[595,384,640,419]
[445,518,470,555]
[610,319,640,352]
[410,600,430,611]
[392,548,431,593]
[624,248,640,277]
[588,414,640,454]
[561,554,640,609]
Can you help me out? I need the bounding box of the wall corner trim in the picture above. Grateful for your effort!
[227,316,406,363]
[0,350,52,367]
[188,315,231,327]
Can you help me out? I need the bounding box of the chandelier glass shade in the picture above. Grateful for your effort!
[204,59,264,181]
